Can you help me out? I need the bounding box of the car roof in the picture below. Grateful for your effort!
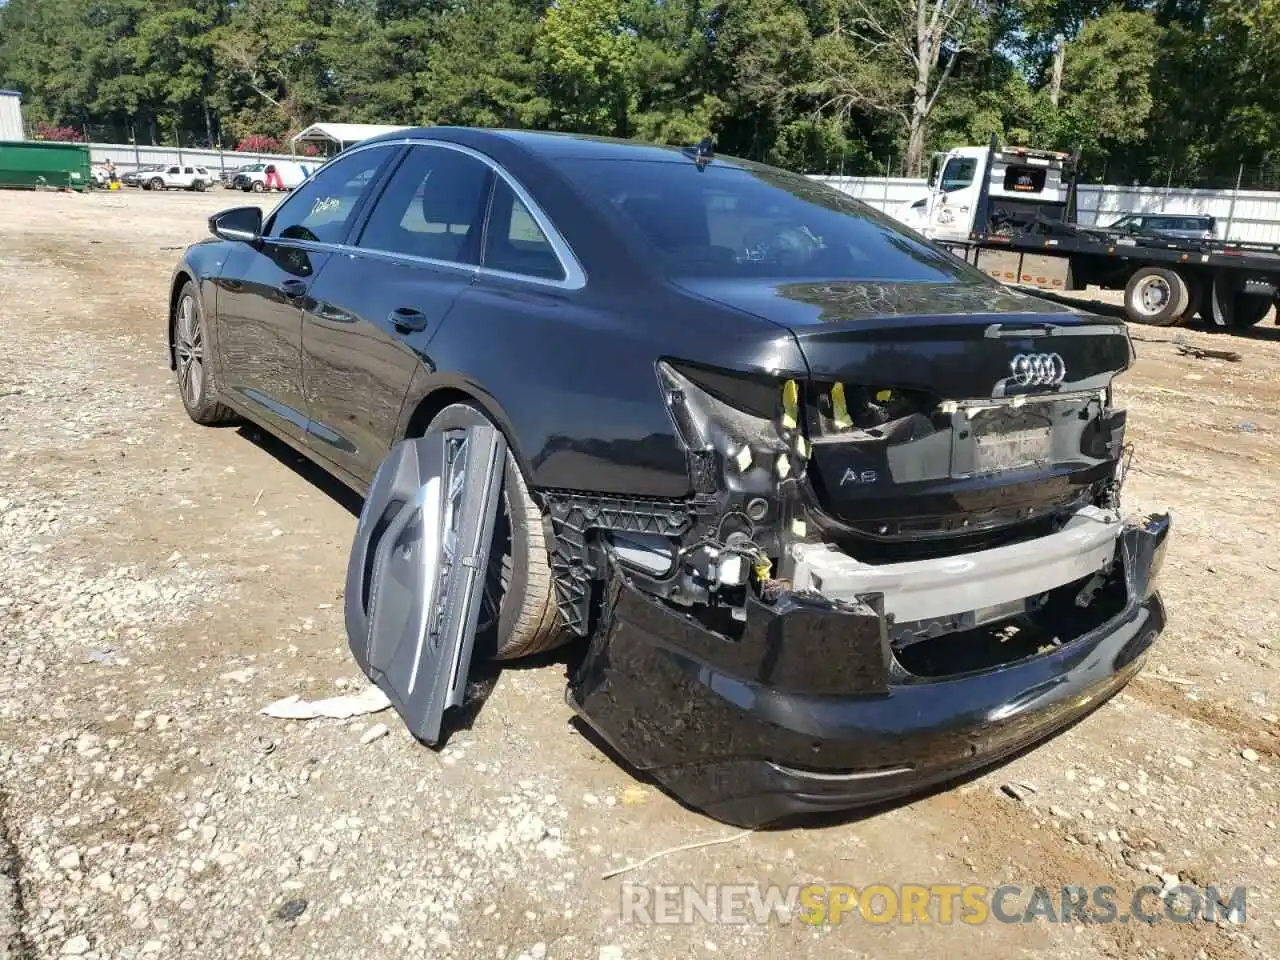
[362,125,733,166]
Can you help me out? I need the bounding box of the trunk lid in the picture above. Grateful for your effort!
[682,278,1132,553]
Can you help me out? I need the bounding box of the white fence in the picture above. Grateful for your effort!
[813,176,1280,244]
[86,142,302,175]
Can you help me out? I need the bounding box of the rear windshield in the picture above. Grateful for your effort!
[564,158,984,282]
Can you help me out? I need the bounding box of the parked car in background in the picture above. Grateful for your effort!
[166,127,1170,827]
[222,163,258,189]
[141,164,214,191]
[121,165,161,187]
[232,160,310,192]
[1106,213,1217,241]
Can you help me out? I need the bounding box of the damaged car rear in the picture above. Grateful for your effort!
[172,127,1169,828]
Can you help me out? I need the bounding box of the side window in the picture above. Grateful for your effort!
[356,145,492,264]
[183,167,194,175]
[940,158,977,193]
[482,179,565,281]
[168,166,179,175]
[266,147,393,245]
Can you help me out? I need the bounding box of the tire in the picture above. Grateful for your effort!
[1231,293,1271,328]
[1124,267,1189,326]
[422,403,566,661]
[194,180,206,193]
[1179,273,1206,325]
[149,178,165,191]
[251,181,265,193]
[172,281,237,426]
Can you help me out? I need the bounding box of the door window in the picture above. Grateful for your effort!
[265,147,395,245]
[356,145,493,264]
[940,158,977,193]
[183,167,195,175]
[482,179,565,281]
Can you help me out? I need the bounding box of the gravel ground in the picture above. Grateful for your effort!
[1,188,1278,960]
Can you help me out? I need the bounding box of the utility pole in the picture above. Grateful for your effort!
[1050,34,1066,108]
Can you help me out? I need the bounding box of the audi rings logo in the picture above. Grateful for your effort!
[1009,352,1067,387]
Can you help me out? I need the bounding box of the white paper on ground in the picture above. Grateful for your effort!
[260,685,392,720]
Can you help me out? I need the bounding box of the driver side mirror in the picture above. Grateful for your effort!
[209,206,263,244]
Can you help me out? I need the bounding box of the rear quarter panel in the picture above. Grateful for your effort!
[397,278,805,499]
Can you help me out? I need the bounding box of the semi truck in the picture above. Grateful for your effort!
[903,135,1280,330]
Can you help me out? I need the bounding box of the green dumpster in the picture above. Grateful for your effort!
[0,140,92,192]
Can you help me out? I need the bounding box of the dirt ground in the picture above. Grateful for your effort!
[0,188,1278,960]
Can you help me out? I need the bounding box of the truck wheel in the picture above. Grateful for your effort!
[149,178,165,191]
[1124,267,1189,326]
[1178,274,1206,325]
[1231,293,1271,328]
[1207,270,1270,328]
[194,180,206,193]
[251,181,265,193]
[420,403,567,661]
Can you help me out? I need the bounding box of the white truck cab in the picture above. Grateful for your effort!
[906,140,1076,242]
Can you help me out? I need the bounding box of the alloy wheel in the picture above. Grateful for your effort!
[174,295,204,407]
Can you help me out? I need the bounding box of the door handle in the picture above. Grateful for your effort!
[279,279,309,300]
[389,307,428,333]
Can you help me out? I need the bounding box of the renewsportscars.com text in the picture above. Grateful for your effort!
[620,883,1248,926]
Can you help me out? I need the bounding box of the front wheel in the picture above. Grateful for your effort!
[172,282,237,426]
[423,403,566,660]
[251,181,265,193]
[193,180,206,193]
[149,178,165,191]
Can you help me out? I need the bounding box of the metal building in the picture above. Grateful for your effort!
[0,90,25,142]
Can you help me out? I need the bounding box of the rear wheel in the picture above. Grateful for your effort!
[423,403,566,660]
[1231,293,1272,328]
[1124,267,1188,326]
[173,282,237,426]
[1210,271,1273,329]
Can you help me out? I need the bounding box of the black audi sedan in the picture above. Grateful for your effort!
[168,127,1169,827]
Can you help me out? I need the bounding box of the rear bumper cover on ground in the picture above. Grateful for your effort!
[568,512,1170,827]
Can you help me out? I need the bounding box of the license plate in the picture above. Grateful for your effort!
[973,427,1052,473]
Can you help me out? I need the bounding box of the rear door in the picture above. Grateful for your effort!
[213,146,397,442]
[301,143,494,483]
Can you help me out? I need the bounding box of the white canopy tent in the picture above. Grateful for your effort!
[291,122,412,155]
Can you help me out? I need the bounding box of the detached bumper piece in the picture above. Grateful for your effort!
[345,428,507,746]
[569,512,1170,828]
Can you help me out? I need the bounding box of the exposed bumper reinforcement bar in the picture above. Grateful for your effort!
[789,505,1122,623]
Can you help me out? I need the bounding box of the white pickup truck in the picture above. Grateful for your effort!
[142,165,214,192]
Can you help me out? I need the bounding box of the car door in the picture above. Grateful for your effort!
[301,143,494,483]
[928,155,979,241]
[213,145,398,443]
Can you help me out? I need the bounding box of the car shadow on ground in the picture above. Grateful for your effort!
[235,423,364,516]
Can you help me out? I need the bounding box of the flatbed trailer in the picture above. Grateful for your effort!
[915,136,1280,330]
